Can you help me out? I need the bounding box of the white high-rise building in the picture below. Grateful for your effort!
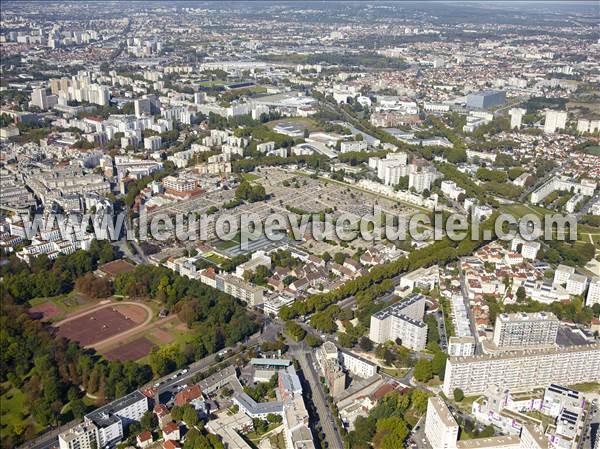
[409,170,435,193]
[31,87,49,110]
[369,294,427,350]
[492,312,559,349]
[448,336,476,357]
[509,107,526,129]
[144,136,162,151]
[425,397,459,449]
[84,390,148,448]
[339,349,378,378]
[441,180,466,201]
[566,273,588,296]
[544,110,567,134]
[59,423,99,449]
[134,98,151,117]
[375,153,408,186]
[88,84,110,106]
[554,264,575,286]
[442,343,600,396]
[520,424,550,449]
[586,277,600,307]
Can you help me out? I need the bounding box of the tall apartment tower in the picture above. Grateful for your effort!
[493,312,559,349]
[586,277,600,307]
[31,87,49,110]
[58,423,99,449]
[425,397,459,449]
[509,107,526,129]
[369,294,428,351]
[544,110,567,133]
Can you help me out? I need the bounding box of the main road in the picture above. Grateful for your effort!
[290,340,345,449]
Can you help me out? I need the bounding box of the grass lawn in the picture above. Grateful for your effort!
[202,252,230,266]
[381,367,409,379]
[453,395,482,413]
[0,385,33,438]
[568,382,600,393]
[266,117,319,132]
[28,292,95,322]
[197,79,228,88]
[404,407,422,427]
[500,203,600,245]
[242,172,260,182]
[83,395,98,407]
[583,145,600,156]
[459,430,479,441]
[270,431,286,449]
[136,317,194,363]
[245,422,282,442]
[426,376,443,387]
[499,203,551,219]
[225,85,267,96]
[524,410,554,428]
[215,234,242,250]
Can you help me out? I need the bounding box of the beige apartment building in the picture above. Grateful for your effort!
[443,344,600,396]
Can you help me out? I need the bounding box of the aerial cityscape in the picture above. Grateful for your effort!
[0,2,599,449]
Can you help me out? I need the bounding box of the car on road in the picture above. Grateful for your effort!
[181,369,188,374]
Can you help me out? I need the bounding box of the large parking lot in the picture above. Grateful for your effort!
[144,168,420,256]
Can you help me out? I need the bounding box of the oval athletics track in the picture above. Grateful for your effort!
[54,302,153,349]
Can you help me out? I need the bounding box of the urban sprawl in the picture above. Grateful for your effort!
[0,3,599,449]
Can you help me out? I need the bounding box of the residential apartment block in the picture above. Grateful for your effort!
[339,349,378,379]
[448,336,476,357]
[425,397,460,449]
[492,312,559,350]
[217,273,264,307]
[530,177,596,205]
[443,344,600,396]
[315,341,347,397]
[84,391,148,447]
[58,422,99,449]
[60,391,148,449]
[586,277,600,307]
[369,294,428,351]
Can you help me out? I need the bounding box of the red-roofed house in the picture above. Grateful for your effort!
[370,381,400,401]
[163,440,182,449]
[175,384,202,407]
[163,421,181,441]
[154,404,171,428]
[136,431,153,448]
[591,318,600,334]
[200,267,217,288]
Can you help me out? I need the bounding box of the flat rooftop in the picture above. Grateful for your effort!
[250,358,291,367]
[85,390,146,427]
[429,396,458,428]
[456,435,520,449]
[372,294,425,320]
[450,342,600,364]
[233,392,283,415]
[497,311,558,322]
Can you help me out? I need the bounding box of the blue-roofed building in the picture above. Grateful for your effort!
[466,90,506,110]
[278,365,303,399]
